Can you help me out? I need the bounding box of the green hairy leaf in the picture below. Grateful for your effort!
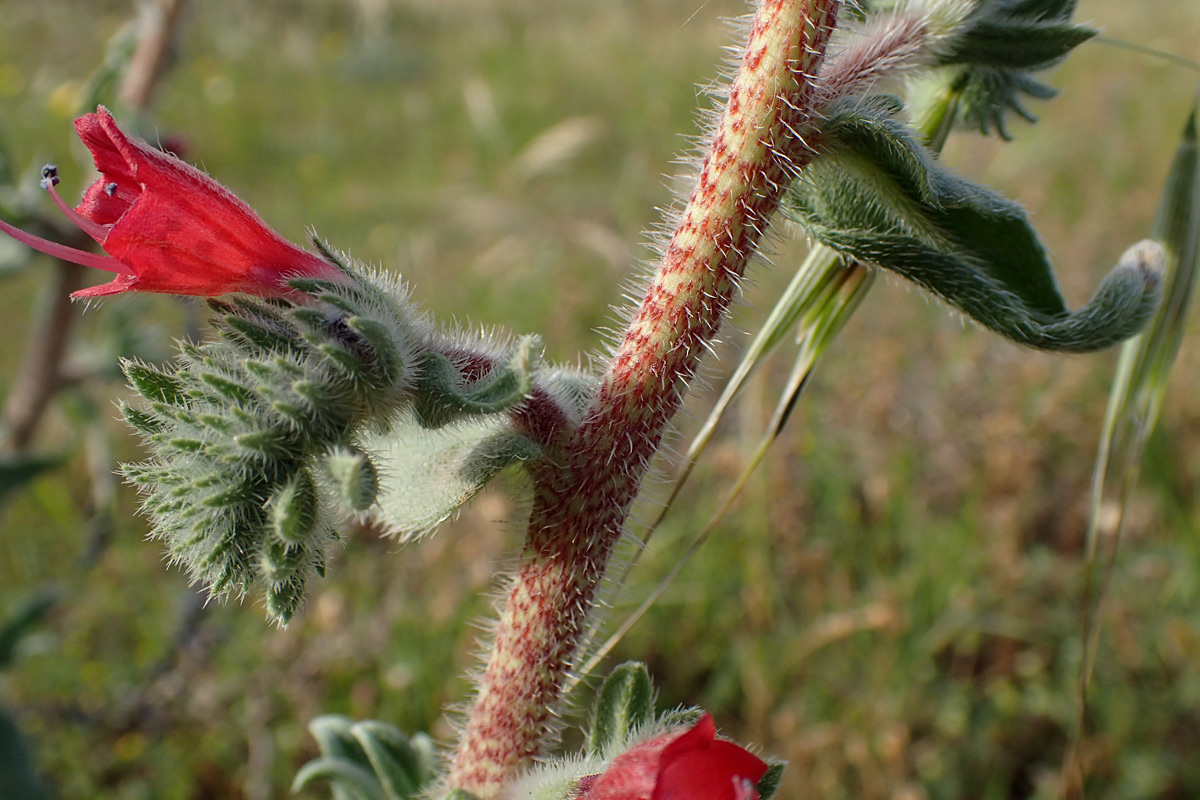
[587,661,656,755]
[1087,106,1200,546]
[294,715,435,800]
[788,96,1161,352]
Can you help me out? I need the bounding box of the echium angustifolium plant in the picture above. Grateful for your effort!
[0,0,1178,797]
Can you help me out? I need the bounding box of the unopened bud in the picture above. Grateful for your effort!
[323,448,379,512]
[270,471,320,544]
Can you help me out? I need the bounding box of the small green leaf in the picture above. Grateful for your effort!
[202,481,264,509]
[120,402,165,436]
[313,339,373,379]
[218,313,297,354]
[346,315,409,386]
[259,538,307,583]
[165,436,205,453]
[200,371,258,405]
[757,763,786,800]
[351,721,424,799]
[941,19,1095,71]
[266,574,307,625]
[291,757,386,800]
[290,306,333,330]
[235,426,301,461]
[270,471,321,544]
[587,661,656,755]
[655,706,703,730]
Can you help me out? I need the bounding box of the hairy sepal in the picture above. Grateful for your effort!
[932,0,1094,137]
[788,96,1161,352]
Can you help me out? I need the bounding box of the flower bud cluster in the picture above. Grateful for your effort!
[121,266,423,624]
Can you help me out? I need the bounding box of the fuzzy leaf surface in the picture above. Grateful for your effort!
[789,97,1160,352]
[366,411,540,540]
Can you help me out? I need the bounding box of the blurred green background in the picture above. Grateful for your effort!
[1,1,1198,798]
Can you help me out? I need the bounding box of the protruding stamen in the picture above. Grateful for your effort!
[104,183,118,197]
[41,164,60,187]
[42,175,113,245]
[0,215,132,275]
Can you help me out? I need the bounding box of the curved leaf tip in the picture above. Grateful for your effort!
[788,97,1163,353]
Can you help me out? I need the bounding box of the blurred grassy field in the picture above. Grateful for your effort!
[1,1,1199,798]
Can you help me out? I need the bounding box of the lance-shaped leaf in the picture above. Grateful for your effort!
[787,96,1161,352]
[351,721,436,800]
[941,0,1094,71]
[1100,107,1200,439]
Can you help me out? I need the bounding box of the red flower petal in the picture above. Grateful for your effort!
[1,107,345,299]
[584,714,768,800]
[79,108,340,297]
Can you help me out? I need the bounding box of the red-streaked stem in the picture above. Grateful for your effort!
[448,1,841,795]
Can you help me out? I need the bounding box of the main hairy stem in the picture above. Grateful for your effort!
[448,1,841,794]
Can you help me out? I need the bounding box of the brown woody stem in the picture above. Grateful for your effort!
[448,1,841,795]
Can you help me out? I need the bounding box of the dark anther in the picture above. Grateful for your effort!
[41,164,60,186]
[105,183,119,197]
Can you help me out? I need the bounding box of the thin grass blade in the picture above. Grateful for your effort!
[1067,99,1200,795]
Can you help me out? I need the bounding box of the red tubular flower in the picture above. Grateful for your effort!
[578,714,769,800]
[0,106,344,298]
